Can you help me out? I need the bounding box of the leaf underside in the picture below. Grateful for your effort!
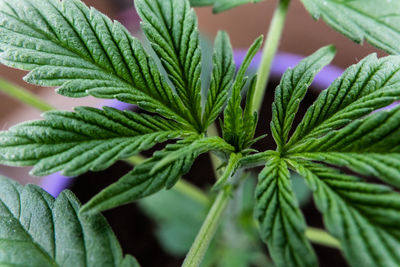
[0,176,139,267]
[301,0,400,54]
[190,0,265,13]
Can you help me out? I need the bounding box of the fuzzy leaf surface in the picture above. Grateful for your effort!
[135,0,203,130]
[0,0,196,127]
[223,36,262,151]
[292,162,400,267]
[290,105,400,187]
[271,45,335,151]
[203,31,235,128]
[0,176,139,267]
[81,136,222,214]
[0,106,188,176]
[288,54,400,149]
[301,0,400,54]
[255,156,317,267]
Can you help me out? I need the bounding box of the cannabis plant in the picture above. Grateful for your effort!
[0,0,400,266]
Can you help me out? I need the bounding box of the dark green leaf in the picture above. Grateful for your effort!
[203,31,236,128]
[301,0,400,54]
[271,45,335,151]
[0,106,189,176]
[289,105,400,187]
[135,0,203,131]
[291,161,400,267]
[81,136,219,214]
[0,0,196,128]
[255,156,317,267]
[288,54,400,149]
[0,176,139,267]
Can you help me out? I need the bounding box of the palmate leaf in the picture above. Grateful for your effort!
[135,0,203,131]
[285,55,400,187]
[203,31,236,128]
[0,0,197,128]
[289,105,400,187]
[271,45,336,151]
[190,0,265,13]
[287,54,400,149]
[0,176,139,267]
[81,136,230,214]
[301,0,400,54]
[0,106,190,176]
[255,156,317,267]
[223,36,263,151]
[291,161,400,267]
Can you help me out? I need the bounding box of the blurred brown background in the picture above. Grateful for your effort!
[0,0,386,183]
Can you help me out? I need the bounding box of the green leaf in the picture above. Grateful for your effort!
[0,176,139,267]
[255,156,317,267]
[190,0,265,14]
[223,36,263,151]
[213,0,265,13]
[289,105,400,187]
[301,0,400,54]
[135,0,203,131]
[0,106,189,176]
[288,54,400,149]
[203,31,236,128]
[151,136,234,173]
[271,45,336,151]
[81,136,217,214]
[291,152,400,189]
[291,161,400,267]
[0,0,196,128]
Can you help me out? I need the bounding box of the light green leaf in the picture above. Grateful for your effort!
[288,54,400,149]
[301,0,400,54]
[255,156,317,267]
[271,45,336,151]
[203,31,236,128]
[135,0,203,131]
[190,0,265,14]
[223,36,263,151]
[0,106,189,176]
[213,0,265,13]
[138,187,208,256]
[81,137,217,214]
[0,0,196,128]
[292,161,400,267]
[0,176,139,267]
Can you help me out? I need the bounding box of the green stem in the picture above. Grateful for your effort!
[306,227,341,248]
[253,0,291,112]
[0,78,53,112]
[182,188,230,267]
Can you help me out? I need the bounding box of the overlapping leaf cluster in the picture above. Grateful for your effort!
[0,0,400,266]
[253,47,400,267]
[0,0,254,213]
